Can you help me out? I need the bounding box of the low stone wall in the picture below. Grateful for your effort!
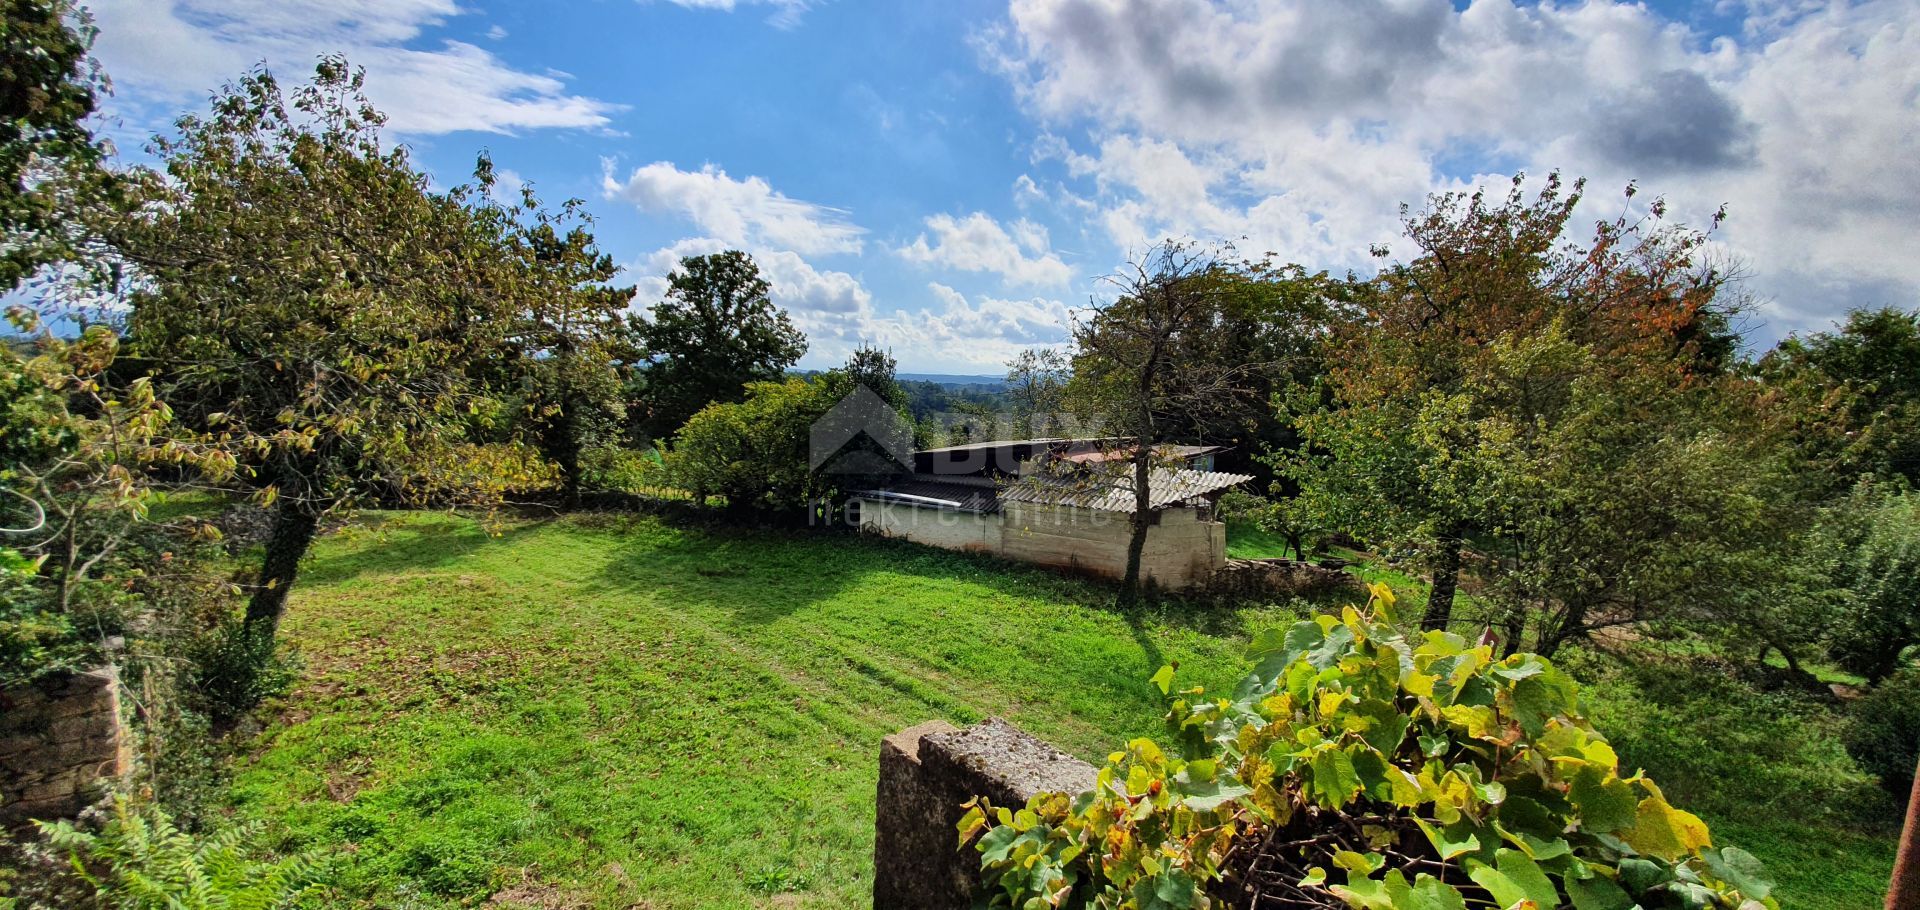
[1,666,129,829]
[873,718,1097,909]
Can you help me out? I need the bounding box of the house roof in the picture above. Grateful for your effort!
[1000,467,1252,512]
[852,467,1250,515]
[848,475,1001,513]
[1056,444,1227,465]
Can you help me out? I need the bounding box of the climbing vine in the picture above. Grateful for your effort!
[961,585,1776,909]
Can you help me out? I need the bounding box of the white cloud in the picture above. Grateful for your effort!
[897,211,1075,287]
[630,249,1070,371]
[988,0,1920,338]
[851,284,1074,371]
[603,161,865,256]
[85,0,618,135]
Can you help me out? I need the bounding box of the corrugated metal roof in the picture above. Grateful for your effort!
[847,476,1002,513]
[1000,467,1251,513]
[1057,444,1227,465]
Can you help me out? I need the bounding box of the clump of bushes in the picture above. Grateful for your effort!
[1844,668,1920,799]
[963,586,1777,909]
[1558,647,1881,825]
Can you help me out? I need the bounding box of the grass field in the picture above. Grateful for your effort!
[231,511,1897,909]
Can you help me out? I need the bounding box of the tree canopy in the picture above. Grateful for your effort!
[632,250,807,440]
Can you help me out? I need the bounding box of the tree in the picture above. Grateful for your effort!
[1759,306,1920,491]
[663,374,847,511]
[1,308,216,685]
[845,343,907,410]
[0,0,107,290]
[1816,483,1920,684]
[1064,242,1276,602]
[105,60,528,643]
[493,178,635,505]
[632,251,806,439]
[1005,348,1068,438]
[1289,174,1740,632]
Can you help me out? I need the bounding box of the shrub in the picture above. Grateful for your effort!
[1558,647,1881,825]
[579,445,667,494]
[963,585,1777,910]
[181,615,301,725]
[1844,669,1920,798]
[36,794,328,909]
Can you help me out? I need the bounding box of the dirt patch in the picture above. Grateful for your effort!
[486,875,595,909]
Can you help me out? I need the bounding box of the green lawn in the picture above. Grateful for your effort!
[232,513,1318,908]
[231,511,1896,909]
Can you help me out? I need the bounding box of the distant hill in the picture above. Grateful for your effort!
[897,373,1005,389]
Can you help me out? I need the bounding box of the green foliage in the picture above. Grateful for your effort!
[180,614,301,725]
[631,250,807,439]
[489,178,636,502]
[0,546,88,687]
[1559,647,1880,826]
[966,586,1776,910]
[1814,483,1920,682]
[37,795,328,909]
[1759,306,1920,489]
[1289,175,1770,644]
[578,445,668,494]
[0,316,213,687]
[845,344,907,411]
[661,374,847,510]
[0,0,107,290]
[108,58,535,635]
[1844,668,1920,798]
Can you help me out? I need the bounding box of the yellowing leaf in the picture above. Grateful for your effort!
[1621,795,1712,860]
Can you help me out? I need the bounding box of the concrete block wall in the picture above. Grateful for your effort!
[855,497,1227,590]
[1,666,129,829]
[873,718,1097,909]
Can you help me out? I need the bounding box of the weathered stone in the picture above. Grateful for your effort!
[873,718,1096,910]
[1,665,125,830]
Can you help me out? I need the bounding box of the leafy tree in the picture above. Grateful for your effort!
[1064,242,1278,602]
[0,0,107,290]
[844,343,907,411]
[1005,347,1068,438]
[0,309,220,686]
[491,177,635,505]
[1815,482,1920,683]
[1758,306,1920,490]
[1290,174,1740,633]
[105,60,528,643]
[632,250,806,439]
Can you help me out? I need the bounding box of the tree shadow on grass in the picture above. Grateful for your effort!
[577,512,1332,692]
[298,511,554,588]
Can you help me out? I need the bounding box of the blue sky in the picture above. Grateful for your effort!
[80,0,1920,372]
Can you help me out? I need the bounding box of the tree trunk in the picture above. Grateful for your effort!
[1422,530,1462,631]
[244,500,322,641]
[1120,443,1153,604]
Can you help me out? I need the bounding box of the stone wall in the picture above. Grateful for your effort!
[1,666,129,829]
[873,718,1096,910]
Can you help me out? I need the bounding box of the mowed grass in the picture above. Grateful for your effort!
[231,512,1316,908]
[232,511,1898,909]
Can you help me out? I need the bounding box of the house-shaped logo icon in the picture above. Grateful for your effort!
[809,385,915,473]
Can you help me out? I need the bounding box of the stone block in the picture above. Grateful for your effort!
[873,718,1096,910]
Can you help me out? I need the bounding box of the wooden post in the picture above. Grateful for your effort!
[1891,754,1920,910]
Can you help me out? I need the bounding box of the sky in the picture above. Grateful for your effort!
[75,0,1920,373]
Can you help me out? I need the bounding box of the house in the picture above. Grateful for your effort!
[845,439,1251,590]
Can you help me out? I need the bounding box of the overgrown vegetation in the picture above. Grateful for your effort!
[966,587,1778,910]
